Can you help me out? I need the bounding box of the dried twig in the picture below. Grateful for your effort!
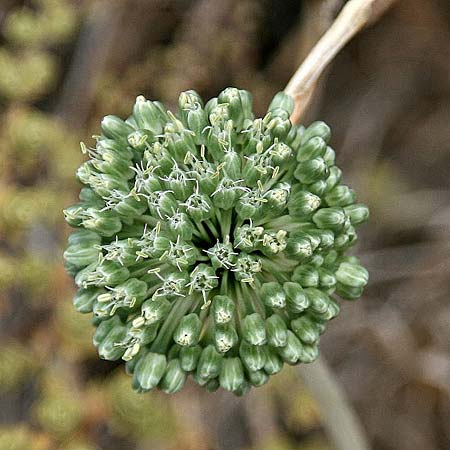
[284,0,398,122]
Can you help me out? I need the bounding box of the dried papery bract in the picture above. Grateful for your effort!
[64,87,369,395]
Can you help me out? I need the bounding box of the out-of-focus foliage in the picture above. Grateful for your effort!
[1,0,449,449]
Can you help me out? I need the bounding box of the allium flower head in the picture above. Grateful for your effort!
[64,88,369,395]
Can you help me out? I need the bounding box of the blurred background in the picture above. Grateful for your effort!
[0,0,449,449]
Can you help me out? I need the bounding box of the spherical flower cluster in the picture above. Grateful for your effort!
[64,88,369,395]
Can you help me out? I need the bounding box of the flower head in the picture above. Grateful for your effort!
[64,88,369,395]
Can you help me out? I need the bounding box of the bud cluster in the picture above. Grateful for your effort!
[64,88,369,395]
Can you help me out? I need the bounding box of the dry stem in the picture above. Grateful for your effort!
[284,0,397,122]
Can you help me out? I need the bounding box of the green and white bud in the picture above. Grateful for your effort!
[344,203,370,225]
[211,295,235,324]
[219,357,245,393]
[297,136,327,162]
[312,206,346,232]
[242,313,266,346]
[288,190,321,217]
[248,370,269,387]
[277,331,303,365]
[179,345,202,372]
[325,185,356,207]
[294,157,329,185]
[160,359,187,393]
[197,345,222,380]
[133,352,167,392]
[268,91,295,115]
[214,323,239,353]
[301,121,331,145]
[239,341,267,372]
[73,287,100,313]
[335,262,369,288]
[292,265,319,287]
[291,315,321,344]
[265,314,288,347]
[284,282,309,313]
[264,348,284,375]
[173,313,202,347]
[260,282,286,309]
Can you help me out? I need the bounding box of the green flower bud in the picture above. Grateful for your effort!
[179,345,202,372]
[125,347,148,374]
[283,282,309,313]
[285,235,313,261]
[304,288,334,316]
[323,146,336,166]
[318,268,337,289]
[291,316,321,344]
[299,343,319,363]
[286,124,304,149]
[141,297,171,325]
[219,357,244,393]
[260,282,286,308]
[312,297,340,321]
[239,89,254,121]
[93,316,122,347]
[173,313,202,347]
[266,314,288,347]
[292,266,319,287]
[324,166,342,192]
[63,242,100,268]
[294,157,329,185]
[101,115,134,140]
[270,142,293,166]
[63,203,87,227]
[266,110,291,139]
[336,284,364,300]
[301,121,331,145]
[97,325,127,361]
[82,208,122,237]
[68,229,101,247]
[288,190,321,217]
[242,313,266,346]
[312,206,346,232]
[88,261,130,287]
[264,348,283,375]
[335,262,369,288]
[211,295,235,324]
[160,359,187,393]
[325,185,356,207]
[268,91,294,115]
[79,187,103,205]
[214,323,239,353]
[239,341,267,371]
[73,288,100,313]
[205,378,220,392]
[309,179,328,196]
[297,136,327,162]
[133,96,167,134]
[197,345,222,380]
[277,331,303,365]
[132,352,167,392]
[344,203,370,225]
[248,369,269,387]
[234,380,252,396]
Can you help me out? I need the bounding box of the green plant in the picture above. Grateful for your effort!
[64,88,369,395]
